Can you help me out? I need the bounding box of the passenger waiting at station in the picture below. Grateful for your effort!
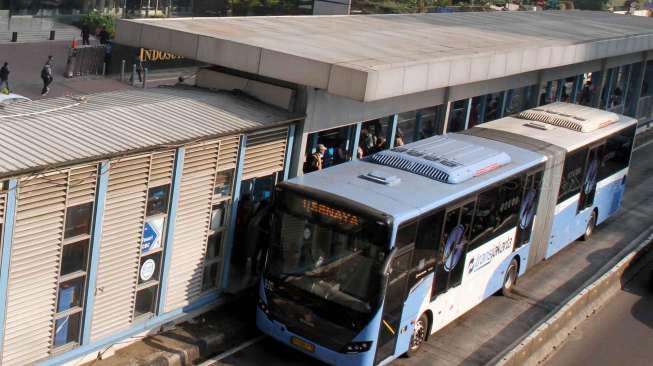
[305,144,327,172]
[360,128,375,155]
[580,80,593,105]
[394,130,405,147]
[371,137,388,154]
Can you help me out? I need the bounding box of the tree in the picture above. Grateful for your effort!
[351,0,452,14]
[573,0,608,10]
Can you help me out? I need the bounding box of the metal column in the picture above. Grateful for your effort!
[0,180,18,358]
[388,114,399,149]
[81,162,110,344]
[351,122,362,160]
[282,124,296,181]
[156,147,184,314]
[221,135,247,290]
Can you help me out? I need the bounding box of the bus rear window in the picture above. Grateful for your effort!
[599,125,635,180]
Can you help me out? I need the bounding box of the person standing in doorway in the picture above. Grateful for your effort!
[41,56,54,96]
[0,62,9,92]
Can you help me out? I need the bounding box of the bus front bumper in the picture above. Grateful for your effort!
[256,309,376,366]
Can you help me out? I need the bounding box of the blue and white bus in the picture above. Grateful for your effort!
[256,103,637,366]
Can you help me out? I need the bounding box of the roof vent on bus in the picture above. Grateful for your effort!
[361,170,401,186]
[518,102,619,133]
[366,135,511,184]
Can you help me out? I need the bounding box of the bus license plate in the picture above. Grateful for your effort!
[291,336,315,353]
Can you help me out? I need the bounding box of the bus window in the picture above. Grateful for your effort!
[496,177,523,232]
[578,146,600,212]
[515,170,543,248]
[448,201,475,288]
[599,125,636,180]
[433,201,474,297]
[558,147,588,203]
[395,222,418,249]
[470,187,499,249]
[411,210,444,287]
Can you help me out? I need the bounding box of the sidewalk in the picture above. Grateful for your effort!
[82,291,258,366]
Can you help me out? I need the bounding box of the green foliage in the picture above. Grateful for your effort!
[573,0,608,9]
[351,0,452,13]
[229,0,301,15]
[80,11,117,38]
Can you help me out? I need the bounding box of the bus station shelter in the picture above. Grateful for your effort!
[116,10,653,178]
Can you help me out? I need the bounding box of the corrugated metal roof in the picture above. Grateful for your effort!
[116,10,653,101]
[0,87,301,178]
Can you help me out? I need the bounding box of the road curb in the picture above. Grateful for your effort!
[488,227,653,366]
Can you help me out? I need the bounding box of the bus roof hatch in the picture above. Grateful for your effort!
[366,135,511,184]
[518,102,619,132]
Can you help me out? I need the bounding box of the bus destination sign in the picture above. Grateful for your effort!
[301,199,360,226]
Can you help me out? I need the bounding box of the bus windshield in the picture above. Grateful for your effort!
[266,189,389,314]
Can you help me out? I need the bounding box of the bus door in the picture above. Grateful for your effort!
[432,200,475,298]
[578,144,601,213]
[375,224,416,364]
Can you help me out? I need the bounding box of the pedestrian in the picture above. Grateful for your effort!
[306,144,327,173]
[0,62,9,92]
[41,56,54,96]
[81,24,90,45]
[98,26,109,45]
[129,53,144,84]
[104,41,112,74]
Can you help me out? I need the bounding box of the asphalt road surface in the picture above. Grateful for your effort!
[214,141,653,366]
[543,253,653,366]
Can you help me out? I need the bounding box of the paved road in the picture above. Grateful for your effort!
[543,252,653,366]
[212,141,653,366]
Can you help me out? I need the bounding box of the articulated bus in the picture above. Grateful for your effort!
[256,103,637,366]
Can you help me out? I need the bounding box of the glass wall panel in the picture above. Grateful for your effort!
[358,116,393,158]
[505,85,538,116]
[607,65,631,112]
[642,60,653,98]
[304,126,353,173]
[396,105,445,145]
[447,99,469,133]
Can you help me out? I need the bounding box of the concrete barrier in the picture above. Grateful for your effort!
[489,228,653,366]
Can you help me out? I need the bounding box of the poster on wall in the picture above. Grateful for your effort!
[142,217,164,254]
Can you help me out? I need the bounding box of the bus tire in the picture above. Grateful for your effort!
[501,258,519,296]
[581,210,597,241]
[407,312,429,357]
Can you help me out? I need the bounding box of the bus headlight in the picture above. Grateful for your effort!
[341,341,372,353]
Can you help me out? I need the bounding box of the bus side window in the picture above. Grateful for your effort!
[496,176,523,231]
[470,187,499,250]
[411,210,444,286]
[395,222,418,249]
[599,125,636,180]
[558,147,588,203]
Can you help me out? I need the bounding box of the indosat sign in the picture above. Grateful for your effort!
[140,48,183,62]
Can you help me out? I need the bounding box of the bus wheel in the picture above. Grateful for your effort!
[581,210,597,241]
[407,313,428,356]
[502,258,519,296]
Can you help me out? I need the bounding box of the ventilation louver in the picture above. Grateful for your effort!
[366,135,511,184]
[518,102,619,133]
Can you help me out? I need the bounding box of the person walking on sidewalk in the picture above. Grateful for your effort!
[41,56,54,96]
[0,62,9,92]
